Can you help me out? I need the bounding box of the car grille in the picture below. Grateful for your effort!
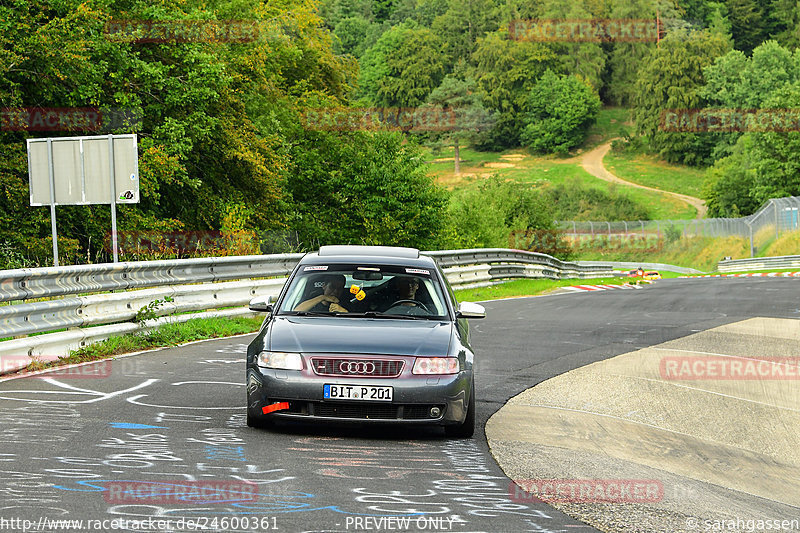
[269,399,444,420]
[311,358,404,378]
[314,402,398,419]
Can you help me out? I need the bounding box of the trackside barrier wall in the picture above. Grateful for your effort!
[718,255,800,273]
[576,261,703,275]
[0,249,614,362]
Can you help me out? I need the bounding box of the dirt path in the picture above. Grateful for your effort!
[581,141,707,219]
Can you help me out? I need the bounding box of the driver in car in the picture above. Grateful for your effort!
[294,274,349,313]
[381,276,425,311]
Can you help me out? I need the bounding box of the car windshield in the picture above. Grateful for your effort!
[277,264,450,319]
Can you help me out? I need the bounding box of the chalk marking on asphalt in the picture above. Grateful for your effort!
[126,394,240,410]
[0,378,158,404]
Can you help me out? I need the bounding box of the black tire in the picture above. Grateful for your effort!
[445,382,475,438]
[246,406,273,429]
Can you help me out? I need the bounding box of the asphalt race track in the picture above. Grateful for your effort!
[0,277,798,533]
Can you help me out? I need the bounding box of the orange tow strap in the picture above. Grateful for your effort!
[262,402,290,414]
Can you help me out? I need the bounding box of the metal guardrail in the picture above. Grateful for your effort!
[576,261,704,275]
[0,249,614,362]
[0,279,287,337]
[717,255,800,273]
[0,254,303,303]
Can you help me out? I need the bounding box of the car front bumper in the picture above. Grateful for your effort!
[247,360,472,426]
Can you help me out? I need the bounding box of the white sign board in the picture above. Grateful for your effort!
[27,134,139,205]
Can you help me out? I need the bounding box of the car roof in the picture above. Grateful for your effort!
[299,245,438,269]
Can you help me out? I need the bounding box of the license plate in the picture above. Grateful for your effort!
[324,384,393,401]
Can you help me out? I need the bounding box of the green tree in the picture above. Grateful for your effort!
[700,41,799,159]
[469,30,558,149]
[606,0,657,106]
[0,0,358,265]
[705,81,800,216]
[766,0,800,49]
[702,41,800,109]
[726,0,766,53]
[333,16,373,56]
[634,28,731,165]
[520,70,601,155]
[358,22,448,107]
[430,0,502,63]
[444,176,561,253]
[422,76,495,173]
[286,130,448,249]
[748,82,800,204]
[703,135,759,217]
[541,0,606,93]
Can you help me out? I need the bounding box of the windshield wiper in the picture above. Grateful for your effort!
[286,311,335,317]
[345,312,431,320]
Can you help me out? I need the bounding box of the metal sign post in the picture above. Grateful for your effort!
[108,134,119,262]
[46,139,59,267]
[27,134,138,265]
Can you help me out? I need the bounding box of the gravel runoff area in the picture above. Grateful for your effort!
[486,317,800,533]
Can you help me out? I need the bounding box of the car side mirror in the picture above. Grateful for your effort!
[249,294,277,313]
[456,301,485,319]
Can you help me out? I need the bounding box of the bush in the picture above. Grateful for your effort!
[287,131,448,250]
[520,70,602,155]
[443,176,570,258]
[664,224,682,244]
[540,179,650,221]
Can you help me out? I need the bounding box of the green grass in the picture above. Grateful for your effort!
[572,235,751,272]
[24,316,263,373]
[602,183,697,220]
[604,151,707,198]
[584,107,633,148]
[425,106,704,221]
[680,268,800,277]
[454,276,631,302]
[425,145,697,220]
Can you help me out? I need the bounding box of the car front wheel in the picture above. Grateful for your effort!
[445,382,475,438]
[246,403,273,429]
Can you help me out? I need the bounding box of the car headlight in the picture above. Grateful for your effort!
[412,357,459,375]
[258,351,303,370]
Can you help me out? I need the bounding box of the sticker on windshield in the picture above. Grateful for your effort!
[405,268,430,275]
[304,266,328,271]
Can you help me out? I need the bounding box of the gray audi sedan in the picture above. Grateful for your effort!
[245,245,485,437]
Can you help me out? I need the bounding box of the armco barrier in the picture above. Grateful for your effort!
[576,261,703,275]
[0,249,614,368]
[0,254,303,303]
[718,255,800,273]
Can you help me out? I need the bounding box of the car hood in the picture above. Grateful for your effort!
[267,316,453,356]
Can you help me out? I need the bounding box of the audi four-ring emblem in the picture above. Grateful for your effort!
[339,361,376,374]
